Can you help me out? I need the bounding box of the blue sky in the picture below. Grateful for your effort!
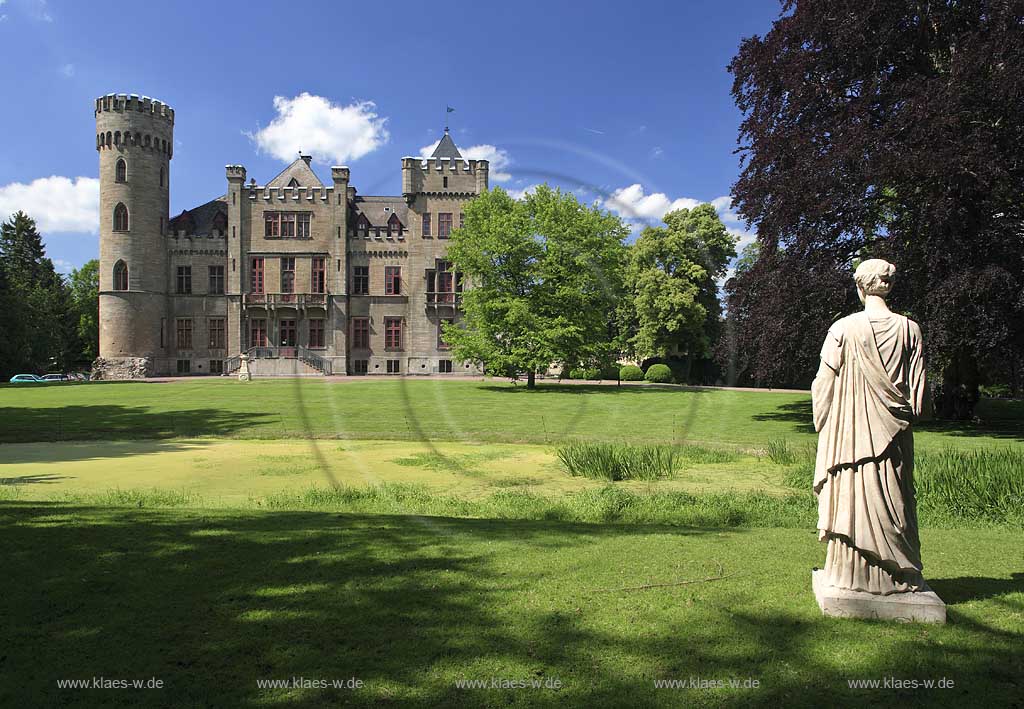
[0,0,781,275]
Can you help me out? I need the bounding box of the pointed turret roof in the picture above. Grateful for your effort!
[267,154,324,188]
[431,129,462,159]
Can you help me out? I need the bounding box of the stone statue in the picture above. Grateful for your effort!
[810,259,945,622]
[237,352,252,382]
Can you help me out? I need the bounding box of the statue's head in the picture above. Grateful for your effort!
[854,259,896,303]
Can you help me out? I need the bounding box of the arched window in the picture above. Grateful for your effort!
[113,203,129,232]
[144,135,151,147]
[159,166,165,187]
[115,158,127,183]
[114,131,121,145]
[113,260,129,291]
[106,131,112,146]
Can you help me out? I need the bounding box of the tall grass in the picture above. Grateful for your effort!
[557,442,679,481]
[781,445,1024,525]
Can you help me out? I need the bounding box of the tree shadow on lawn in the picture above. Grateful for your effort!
[752,398,1024,442]
[2,502,1021,708]
[479,383,721,395]
[0,405,273,451]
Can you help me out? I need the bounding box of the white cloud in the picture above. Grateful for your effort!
[53,258,76,274]
[59,63,74,77]
[505,184,540,201]
[604,184,702,221]
[418,141,513,182]
[0,176,99,233]
[248,93,389,165]
[650,146,664,158]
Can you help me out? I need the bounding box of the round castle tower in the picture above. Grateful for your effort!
[95,94,173,375]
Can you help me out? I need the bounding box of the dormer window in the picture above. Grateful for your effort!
[356,214,369,239]
[387,213,403,238]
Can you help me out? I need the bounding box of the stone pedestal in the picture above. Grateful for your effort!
[812,569,946,624]
[237,353,251,382]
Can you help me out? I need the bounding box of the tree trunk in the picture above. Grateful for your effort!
[527,370,536,389]
[934,353,980,421]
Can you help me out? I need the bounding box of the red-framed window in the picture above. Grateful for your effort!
[251,258,264,293]
[384,317,403,350]
[422,213,432,237]
[438,213,453,239]
[250,318,267,347]
[385,266,401,295]
[264,211,311,238]
[351,317,370,349]
[312,257,326,294]
[280,257,295,293]
[309,319,325,348]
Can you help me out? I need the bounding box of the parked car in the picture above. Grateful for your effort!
[42,374,69,382]
[9,374,43,383]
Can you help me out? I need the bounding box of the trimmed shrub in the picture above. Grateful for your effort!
[583,367,601,380]
[619,364,644,381]
[644,363,673,383]
[568,368,586,380]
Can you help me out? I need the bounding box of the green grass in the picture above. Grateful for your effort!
[2,501,1021,707]
[557,442,681,481]
[1,379,1020,452]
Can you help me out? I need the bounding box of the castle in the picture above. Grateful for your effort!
[94,93,487,378]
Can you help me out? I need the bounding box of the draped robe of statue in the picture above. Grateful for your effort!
[812,311,929,595]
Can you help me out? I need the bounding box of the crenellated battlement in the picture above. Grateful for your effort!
[245,185,334,203]
[95,94,174,124]
[400,157,489,174]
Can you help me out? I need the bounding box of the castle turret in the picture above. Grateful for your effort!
[95,93,173,375]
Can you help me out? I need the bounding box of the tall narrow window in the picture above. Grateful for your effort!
[113,203,129,232]
[208,318,225,349]
[115,158,127,183]
[176,266,192,295]
[384,317,403,350]
[250,318,267,347]
[265,212,279,237]
[280,257,295,293]
[312,257,326,294]
[351,317,370,349]
[280,212,296,238]
[443,176,448,188]
[251,258,264,293]
[208,265,225,294]
[352,265,369,295]
[160,167,165,187]
[385,266,401,295]
[309,319,325,348]
[176,318,193,349]
[459,212,465,230]
[113,260,128,291]
[436,260,454,303]
[438,213,453,239]
[297,213,311,238]
[422,213,432,237]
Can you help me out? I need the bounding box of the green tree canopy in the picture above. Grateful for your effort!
[621,204,736,362]
[443,185,629,388]
[69,259,99,362]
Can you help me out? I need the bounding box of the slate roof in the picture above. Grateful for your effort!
[266,155,324,188]
[351,195,408,227]
[430,130,462,159]
[168,196,228,236]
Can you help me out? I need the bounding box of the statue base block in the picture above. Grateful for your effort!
[812,569,946,624]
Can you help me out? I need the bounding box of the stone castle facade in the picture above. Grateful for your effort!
[94,92,486,378]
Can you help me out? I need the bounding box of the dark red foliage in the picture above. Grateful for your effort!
[722,0,1024,415]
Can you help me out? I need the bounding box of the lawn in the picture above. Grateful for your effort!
[2,502,1021,707]
[1,378,1021,450]
[1,379,1021,707]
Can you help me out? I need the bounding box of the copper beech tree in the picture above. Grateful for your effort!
[721,0,1024,418]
